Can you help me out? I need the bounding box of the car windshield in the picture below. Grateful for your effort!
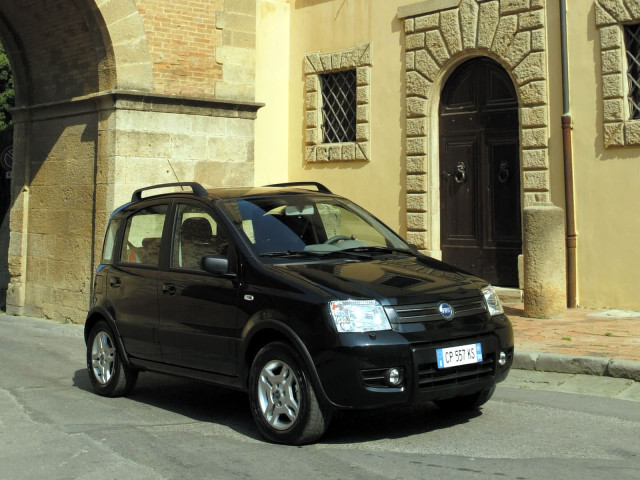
[220,194,410,257]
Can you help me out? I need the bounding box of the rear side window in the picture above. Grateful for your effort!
[120,205,168,265]
[101,219,120,263]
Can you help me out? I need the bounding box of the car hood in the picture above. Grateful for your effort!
[277,255,486,305]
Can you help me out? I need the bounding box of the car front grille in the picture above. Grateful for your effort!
[392,297,486,324]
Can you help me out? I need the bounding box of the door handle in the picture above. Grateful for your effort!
[109,277,121,288]
[162,283,177,296]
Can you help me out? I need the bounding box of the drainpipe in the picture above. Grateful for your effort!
[560,0,577,308]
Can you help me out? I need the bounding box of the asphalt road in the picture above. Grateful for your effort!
[1,315,639,480]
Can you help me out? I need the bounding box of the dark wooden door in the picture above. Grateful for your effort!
[439,57,521,287]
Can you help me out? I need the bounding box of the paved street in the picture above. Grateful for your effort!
[1,314,639,480]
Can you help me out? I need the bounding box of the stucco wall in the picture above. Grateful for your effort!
[255,0,290,185]
[569,1,640,309]
[285,0,418,234]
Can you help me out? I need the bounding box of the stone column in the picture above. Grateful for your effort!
[523,204,567,318]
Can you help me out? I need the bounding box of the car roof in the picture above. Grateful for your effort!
[107,182,338,220]
[127,181,335,203]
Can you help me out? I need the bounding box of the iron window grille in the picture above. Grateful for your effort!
[320,70,357,143]
[625,24,640,119]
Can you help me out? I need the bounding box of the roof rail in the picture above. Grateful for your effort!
[131,182,208,202]
[266,182,332,194]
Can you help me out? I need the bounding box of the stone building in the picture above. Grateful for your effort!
[0,0,638,323]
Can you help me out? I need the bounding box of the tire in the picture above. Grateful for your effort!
[436,386,495,411]
[86,320,138,397]
[248,342,330,445]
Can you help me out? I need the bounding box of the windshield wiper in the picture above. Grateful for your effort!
[259,250,312,258]
[259,249,372,260]
[340,246,415,256]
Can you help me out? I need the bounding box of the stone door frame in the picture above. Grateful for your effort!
[400,0,551,272]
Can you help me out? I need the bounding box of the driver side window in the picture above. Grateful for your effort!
[172,204,229,270]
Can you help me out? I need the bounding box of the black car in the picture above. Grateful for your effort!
[85,181,513,444]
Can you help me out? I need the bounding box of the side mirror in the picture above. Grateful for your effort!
[201,256,233,277]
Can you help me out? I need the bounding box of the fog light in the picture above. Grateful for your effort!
[499,351,507,366]
[385,368,404,387]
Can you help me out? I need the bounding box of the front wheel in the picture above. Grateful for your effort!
[86,320,138,397]
[248,342,330,445]
[435,386,495,411]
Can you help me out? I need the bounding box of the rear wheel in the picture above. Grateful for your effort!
[248,342,329,445]
[86,320,138,397]
[436,386,495,411]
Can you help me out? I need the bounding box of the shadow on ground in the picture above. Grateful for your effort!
[74,368,484,445]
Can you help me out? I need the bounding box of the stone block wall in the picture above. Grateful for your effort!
[1,1,261,323]
[108,97,256,208]
[6,107,98,323]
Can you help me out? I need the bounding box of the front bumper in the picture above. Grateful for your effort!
[313,316,514,410]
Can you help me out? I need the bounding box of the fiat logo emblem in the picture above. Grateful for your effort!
[438,302,455,320]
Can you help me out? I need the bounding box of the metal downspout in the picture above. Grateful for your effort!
[560,0,577,308]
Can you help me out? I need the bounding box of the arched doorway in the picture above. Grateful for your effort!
[439,57,521,287]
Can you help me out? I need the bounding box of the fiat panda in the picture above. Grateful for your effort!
[85,182,513,444]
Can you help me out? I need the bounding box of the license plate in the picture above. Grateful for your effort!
[436,343,483,369]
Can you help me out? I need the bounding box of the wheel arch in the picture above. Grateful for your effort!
[84,308,135,369]
[241,317,338,410]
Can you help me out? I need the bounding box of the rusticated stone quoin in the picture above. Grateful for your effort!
[523,205,567,318]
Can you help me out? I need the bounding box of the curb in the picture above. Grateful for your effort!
[513,351,640,382]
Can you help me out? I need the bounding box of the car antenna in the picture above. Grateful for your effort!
[165,158,185,189]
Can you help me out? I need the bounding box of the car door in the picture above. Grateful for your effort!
[158,202,241,376]
[107,202,168,361]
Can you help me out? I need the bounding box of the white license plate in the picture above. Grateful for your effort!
[436,343,483,369]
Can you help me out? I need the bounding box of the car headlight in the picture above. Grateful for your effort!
[482,286,504,316]
[328,300,392,333]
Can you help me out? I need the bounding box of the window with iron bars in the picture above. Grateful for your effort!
[319,70,356,143]
[625,24,640,119]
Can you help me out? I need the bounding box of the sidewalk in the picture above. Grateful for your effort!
[505,303,640,381]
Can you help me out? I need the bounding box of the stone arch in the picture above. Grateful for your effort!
[0,0,152,320]
[401,0,551,261]
[86,0,154,91]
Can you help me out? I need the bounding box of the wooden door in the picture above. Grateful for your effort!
[439,57,521,287]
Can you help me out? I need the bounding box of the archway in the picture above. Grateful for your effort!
[439,57,521,287]
[0,0,150,322]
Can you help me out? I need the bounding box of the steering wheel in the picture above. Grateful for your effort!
[324,235,352,245]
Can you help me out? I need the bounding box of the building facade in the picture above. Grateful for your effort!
[257,0,640,313]
[0,0,638,323]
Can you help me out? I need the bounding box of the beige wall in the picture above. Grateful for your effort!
[569,1,640,309]
[255,0,291,185]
